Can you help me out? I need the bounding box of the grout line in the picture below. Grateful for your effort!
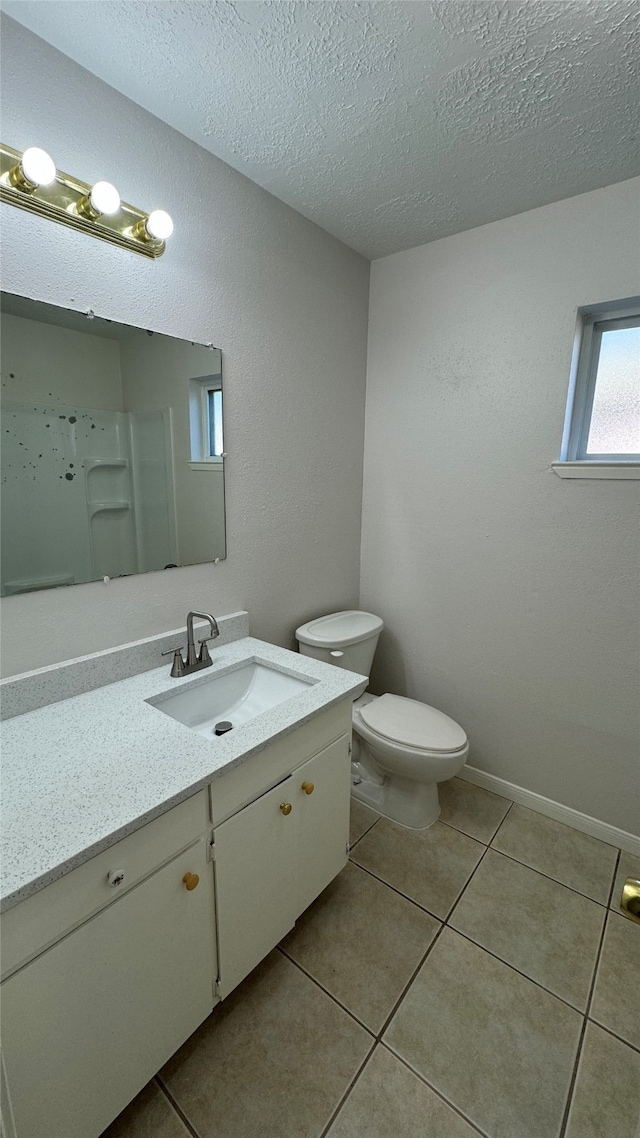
[585,1016,640,1056]
[445,924,596,1017]
[317,1040,377,1138]
[605,848,621,908]
[585,861,619,1021]
[347,857,446,922]
[557,849,620,1138]
[487,796,515,840]
[380,1041,490,1138]
[348,812,380,851]
[283,906,446,1050]
[437,793,515,845]
[436,816,491,844]
[277,944,377,1037]
[441,841,493,924]
[376,919,448,1039]
[155,1076,201,1138]
[444,839,610,1017]
[484,844,614,908]
[557,1004,588,1136]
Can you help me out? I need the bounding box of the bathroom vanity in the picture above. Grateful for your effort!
[0,613,366,1138]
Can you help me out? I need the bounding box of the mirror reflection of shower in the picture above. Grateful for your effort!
[2,400,176,594]
[0,294,226,597]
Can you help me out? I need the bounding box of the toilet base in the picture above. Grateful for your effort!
[351,766,441,830]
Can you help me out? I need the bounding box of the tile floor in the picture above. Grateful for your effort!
[102,779,640,1138]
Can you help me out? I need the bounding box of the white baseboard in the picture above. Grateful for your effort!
[459,764,640,858]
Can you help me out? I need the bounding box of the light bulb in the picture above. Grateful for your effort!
[20,147,56,187]
[89,181,120,215]
[146,209,174,240]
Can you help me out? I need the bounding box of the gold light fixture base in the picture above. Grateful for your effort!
[0,143,166,259]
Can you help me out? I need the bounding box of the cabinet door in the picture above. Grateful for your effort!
[295,734,351,913]
[214,775,298,998]
[1,840,216,1138]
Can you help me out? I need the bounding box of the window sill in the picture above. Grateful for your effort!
[551,462,640,480]
[188,460,224,471]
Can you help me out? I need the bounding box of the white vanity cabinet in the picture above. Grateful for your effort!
[214,731,351,997]
[1,791,216,1138]
[1,697,354,1138]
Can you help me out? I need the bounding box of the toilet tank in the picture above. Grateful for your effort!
[295,610,383,678]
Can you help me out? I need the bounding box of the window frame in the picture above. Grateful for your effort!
[188,373,224,465]
[558,297,640,472]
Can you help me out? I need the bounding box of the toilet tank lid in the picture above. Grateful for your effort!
[295,610,383,648]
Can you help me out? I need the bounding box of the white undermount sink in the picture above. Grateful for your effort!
[148,659,316,739]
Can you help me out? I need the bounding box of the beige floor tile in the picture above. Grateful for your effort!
[384,928,582,1138]
[349,798,380,848]
[491,804,617,903]
[160,950,372,1138]
[610,849,640,913]
[100,1081,190,1138]
[590,911,640,1049]
[439,778,511,843]
[350,818,484,918]
[450,849,606,1010]
[565,1022,640,1138]
[325,1044,480,1138]
[281,862,440,1031]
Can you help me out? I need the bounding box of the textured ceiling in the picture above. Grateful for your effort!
[3,0,639,258]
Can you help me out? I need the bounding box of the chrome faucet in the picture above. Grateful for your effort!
[162,611,220,677]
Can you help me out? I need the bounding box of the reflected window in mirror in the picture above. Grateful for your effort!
[189,374,224,463]
[0,293,226,597]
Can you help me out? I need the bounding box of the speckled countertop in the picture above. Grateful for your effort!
[1,637,366,912]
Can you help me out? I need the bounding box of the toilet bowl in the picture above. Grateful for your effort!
[295,610,469,829]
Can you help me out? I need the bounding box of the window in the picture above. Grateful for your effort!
[206,387,224,458]
[189,374,224,463]
[556,297,640,478]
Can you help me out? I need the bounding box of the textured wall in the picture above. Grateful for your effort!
[362,179,640,834]
[0,17,369,675]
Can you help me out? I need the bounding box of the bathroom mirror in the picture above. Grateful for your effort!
[0,293,225,596]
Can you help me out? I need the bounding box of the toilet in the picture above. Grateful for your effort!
[295,610,469,829]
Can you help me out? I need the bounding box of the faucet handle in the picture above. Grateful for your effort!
[161,645,185,657]
[161,646,186,677]
[197,638,215,666]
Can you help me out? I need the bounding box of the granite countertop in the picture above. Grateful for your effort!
[1,636,366,912]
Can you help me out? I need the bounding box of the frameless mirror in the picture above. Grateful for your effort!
[1,293,225,596]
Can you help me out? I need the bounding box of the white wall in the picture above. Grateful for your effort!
[0,16,369,675]
[362,179,640,834]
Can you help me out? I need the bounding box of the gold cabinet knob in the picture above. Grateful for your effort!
[301,781,315,795]
[280,802,292,815]
[183,872,200,891]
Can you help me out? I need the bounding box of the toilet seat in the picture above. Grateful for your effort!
[359,693,467,754]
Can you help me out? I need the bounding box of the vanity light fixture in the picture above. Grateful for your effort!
[0,142,174,258]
